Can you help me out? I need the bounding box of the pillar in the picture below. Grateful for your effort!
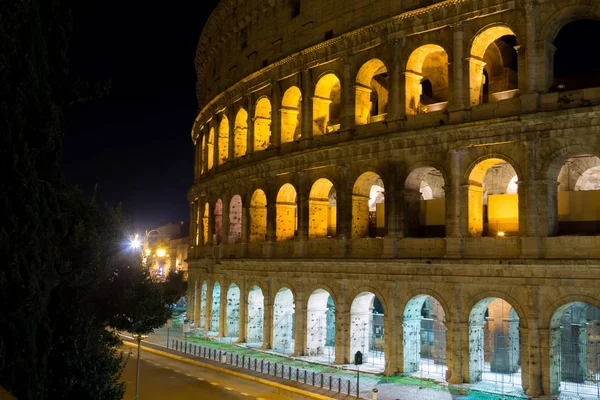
[465,185,484,237]
[236,281,247,343]
[402,189,422,237]
[194,281,201,325]
[336,168,352,241]
[262,295,273,350]
[221,196,230,246]
[524,1,537,93]
[404,71,423,115]
[227,108,235,162]
[301,69,313,140]
[246,94,254,154]
[387,40,406,121]
[240,205,250,257]
[312,97,332,135]
[468,321,485,383]
[467,57,487,106]
[354,84,372,125]
[451,22,466,110]
[207,203,215,246]
[340,60,355,131]
[335,306,351,364]
[270,82,281,147]
[205,282,213,333]
[294,292,306,357]
[402,318,422,373]
[218,283,227,337]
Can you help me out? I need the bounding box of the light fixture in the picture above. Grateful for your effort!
[129,235,141,249]
[156,248,166,257]
[497,231,505,237]
[145,249,151,255]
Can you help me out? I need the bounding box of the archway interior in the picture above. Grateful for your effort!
[403,295,447,379]
[352,172,385,238]
[247,285,264,347]
[306,289,336,361]
[194,200,201,245]
[553,20,600,91]
[218,115,229,165]
[214,199,223,244]
[404,167,446,237]
[313,73,341,135]
[234,108,248,158]
[549,302,600,397]
[254,97,272,151]
[226,284,240,339]
[355,59,389,125]
[556,155,600,235]
[350,292,385,367]
[468,298,521,388]
[281,86,302,143]
[200,281,207,330]
[207,127,215,170]
[272,288,295,354]
[250,189,267,242]
[201,135,206,174]
[406,44,449,115]
[203,203,209,244]
[229,195,242,244]
[308,179,337,239]
[276,183,298,241]
[210,282,221,334]
[468,159,518,237]
[470,26,518,105]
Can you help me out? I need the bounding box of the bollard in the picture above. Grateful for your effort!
[261,360,264,373]
[338,377,341,393]
[372,388,378,400]
[328,375,332,391]
[347,380,351,396]
[304,370,307,384]
[288,366,291,379]
[296,368,299,381]
[320,373,324,388]
[311,372,315,386]
[273,363,276,376]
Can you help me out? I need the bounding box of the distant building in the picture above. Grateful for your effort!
[144,221,189,280]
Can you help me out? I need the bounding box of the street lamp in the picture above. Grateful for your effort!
[133,333,148,400]
[129,234,141,250]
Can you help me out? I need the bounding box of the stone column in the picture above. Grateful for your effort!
[445,320,464,383]
[467,57,487,106]
[404,71,423,115]
[465,185,484,237]
[227,108,235,162]
[271,81,282,147]
[523,324,543,397]
[265,203,276,257]
[524,1,537,93]
[194,139,200,181]
[468,322,485,383]
[546,327,562,396]
[203,126,209,173]
[296,173,309,249]
[383,310,399,376]
[221,195,230,248]
[537,179,559,237]
[340,60,355,131]
[246,94,255,154]
[207,203,215,246]
[237,281,247,343]
[301,69,313,140]
[387,40,406,121]
[402,318,421,373]
[240,205,250,257]
[205,282,213,333]
[294,291,306,357]
[402,189,422,237]
[194,282,202,326]
[218,283,227,337]
[354,84,372,126]
[335,306,351,364]
[384,160,400,257]
[261,295,273,350]
[446,150,463,238]
[450,22,466,110]
[336,167,352,241]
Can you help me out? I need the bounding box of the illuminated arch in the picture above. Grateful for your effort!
[250,189,267,242]
[313,73,341,135]
[207,127,215,170]
[281,86,302,144]
[218,115,229,165]
[234,108,248,158]
[355,59,389,125]
[308,178,336,239]
[276,183,297,241]
[405,45,449,115]
[404,166,446,237]
[352,172,385,238]
[254,97,271,151]
[228,195,242,244]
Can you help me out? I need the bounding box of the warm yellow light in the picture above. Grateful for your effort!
[156,248,166,257]
[497,231,505,237]
[145,249,151,255]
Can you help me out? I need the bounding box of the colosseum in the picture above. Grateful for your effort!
[186,0,600,397]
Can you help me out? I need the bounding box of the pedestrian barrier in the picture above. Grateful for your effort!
[171,339,357,396]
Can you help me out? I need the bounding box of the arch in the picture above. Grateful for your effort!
[250,189,267,242]
[352,172,386,238]
[226,283,240,338]
[469,25,518,105]
[402,294,447,379]
[308,178,336,239]
[404,166,446,237]
[254,97,271,152]
[313,73,341,135]
[466,157,520,237]
[200,281,207,329]
[246,285,264,346]
[234,108,248,158]
[214,199,223,244]
[207,127,215,170]
[350,291,385,369]
[281,86,302,144]
[218,115,229,165]
[355,59,389,125]
[210,281,221,333]
[228,194,242,244]
[306,289,336,359]
[405,44,449,115]
[272,287,295,354]
[276,183,297,241]
[201,134,206,174]
[203,203,209,244]
[468,297,521,388]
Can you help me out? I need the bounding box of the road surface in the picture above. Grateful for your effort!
[119,346,315,400]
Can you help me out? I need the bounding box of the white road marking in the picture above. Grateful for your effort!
[240,393,250,397]
[224,387,234,391]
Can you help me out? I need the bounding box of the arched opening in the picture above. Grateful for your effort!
[305,289,336,362]
[350,292,385,369]
[404,167,446,237]
[352,172,385,238]
[246,285,265,348]
[553,20,600,91]
[403,295,447,380]
[228,195,242,244]
[549,302,600,397]
[207,127,215,170]
[467,158,519,237]
[272,287,295,355]
[218,115,229,165]
[355,59,389,125]
[194,200,201,246]
[226,283,240,340]
[214,199,223,245]
[405,44,449,115]
[281,86,302,143]
[250,189,267,242]
[308,178,336,239]
[556,155,600,235]
[276,183,297,241]
[201,135,206,174]
[203,203,209,244]
[210,282,221,335]
[234,108,248,158]
[469,26,518,105]
[313,73,341,135]
[254,97,271,151]
[468,298,521,391]
[200,281,207,330]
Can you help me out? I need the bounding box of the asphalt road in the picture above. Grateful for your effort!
[119,346,315,400]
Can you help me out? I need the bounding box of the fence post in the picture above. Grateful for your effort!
[296,368,299,381]
[347,380,351,396]
[311,372,315,386]
[261,360,264,373]
[328,375,332,391]
[288,366,291,379]
[303,370,307,384]
[338,377,341,393]
[320,373,324,388]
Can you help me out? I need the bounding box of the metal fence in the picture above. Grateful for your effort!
[170,339,358,396]
[560,338,600,398]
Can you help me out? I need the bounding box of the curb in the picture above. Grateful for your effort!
[122,341,336,400]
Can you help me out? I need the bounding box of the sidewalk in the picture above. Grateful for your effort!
[126,327,526,400]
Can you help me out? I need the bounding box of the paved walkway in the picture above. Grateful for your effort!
[124,327,526,400]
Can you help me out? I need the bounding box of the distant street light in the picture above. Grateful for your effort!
[133,333,148,400]
[130,234,141,250]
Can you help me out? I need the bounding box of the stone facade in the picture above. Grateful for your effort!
[187,0,600,397]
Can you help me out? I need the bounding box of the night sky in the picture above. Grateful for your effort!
[63,1,220,232]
